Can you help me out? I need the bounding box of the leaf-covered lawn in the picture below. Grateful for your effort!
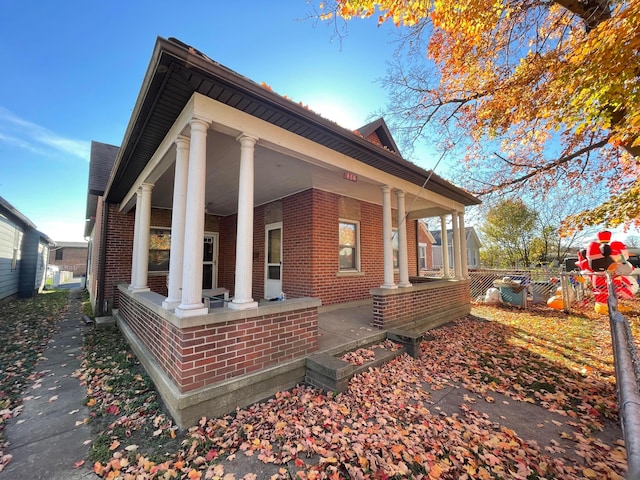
[2,290,634,478]
[0,290,69,471]
[81,300,638,480]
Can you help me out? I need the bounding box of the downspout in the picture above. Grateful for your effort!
[97,200,109,316]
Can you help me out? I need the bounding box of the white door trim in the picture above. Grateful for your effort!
[264,222,283,299]
[203,232,219,289]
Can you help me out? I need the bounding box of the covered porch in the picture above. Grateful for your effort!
[118,92,473,313]
[116,274,470,427]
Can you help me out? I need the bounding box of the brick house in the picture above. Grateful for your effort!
[48,241,88,276]
[417,221,436,275]
[85,37,480,426]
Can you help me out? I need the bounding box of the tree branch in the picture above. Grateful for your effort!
[553,0,611,31]
[472,136,611,195]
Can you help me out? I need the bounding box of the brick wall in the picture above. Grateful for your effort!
[372,280,471,329]
[104,203,135,309]
[407,218,418,274]
[218,189,421,305]
[219,215,236,296]
[118,290,318,393]
[49,247,87,276]
[416,223,434,271]
[252,205,266,299]
[100,189,428,309]
[282,191,313,298]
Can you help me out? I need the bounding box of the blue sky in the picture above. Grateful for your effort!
[0,0,412,242]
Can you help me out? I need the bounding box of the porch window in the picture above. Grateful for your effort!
[419,243,427,270]
[149,228,171,272]
[392,228,399,269]
[339,220,359,271]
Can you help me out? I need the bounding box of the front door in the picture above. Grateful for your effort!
[202,233,218,290]
[265,222,282,299]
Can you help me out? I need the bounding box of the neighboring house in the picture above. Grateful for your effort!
[85,140,119,312]
[85,37,480,426]
[48,241,88,276]
[431,226,482,270]
[0,196,54,302]
[417,221,435,274]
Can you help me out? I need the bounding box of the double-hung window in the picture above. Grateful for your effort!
[339,220,359,271]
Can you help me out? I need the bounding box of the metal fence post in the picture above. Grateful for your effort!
[606,273,640,479]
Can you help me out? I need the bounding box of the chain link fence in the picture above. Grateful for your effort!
[469,268,565,307]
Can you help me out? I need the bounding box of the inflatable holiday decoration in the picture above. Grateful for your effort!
[578,231,637,314]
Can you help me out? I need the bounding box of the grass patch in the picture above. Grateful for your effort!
[82,290,94,320]
[81,325,185,464]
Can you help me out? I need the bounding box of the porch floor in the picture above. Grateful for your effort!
[317,302,384,354]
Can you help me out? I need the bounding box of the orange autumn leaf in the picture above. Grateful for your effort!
[428,462,444,479]
[187,469,202,479]
[93,462,104,475]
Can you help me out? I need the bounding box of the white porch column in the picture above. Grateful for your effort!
[130,183,153,292]
[129,194,142,289]
[176,118,209,318]
[229,133,259,310]
[163,136,190,310]
[395,189,411,288]
[440,215,450,278]
[459,211,469,278]
[452,212,463,279]
[380,185,397,289]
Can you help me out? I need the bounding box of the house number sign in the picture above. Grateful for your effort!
[343,171,358,182]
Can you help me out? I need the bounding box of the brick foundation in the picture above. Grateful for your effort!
[371,279,471,330]
[117,285,319,393]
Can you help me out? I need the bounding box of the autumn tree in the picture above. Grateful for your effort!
[480,199,538,267]
[316,0,640,233]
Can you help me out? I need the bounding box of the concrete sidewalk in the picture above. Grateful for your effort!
[1,288,96,480]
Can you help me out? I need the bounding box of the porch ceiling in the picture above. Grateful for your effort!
[151,130,421,215]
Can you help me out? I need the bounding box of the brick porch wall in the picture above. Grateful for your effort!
[372,280,471,329]
[118,288,319,393]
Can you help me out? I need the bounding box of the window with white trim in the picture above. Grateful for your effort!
[418,243,427,270]
[339,220,360,271]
